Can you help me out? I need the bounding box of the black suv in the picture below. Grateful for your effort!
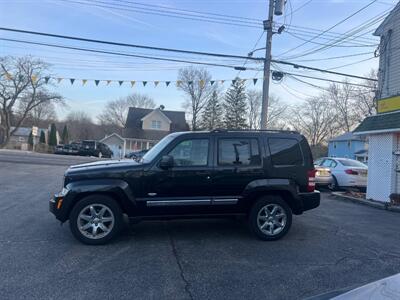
[79,140,113,158]
[50,130,320,245]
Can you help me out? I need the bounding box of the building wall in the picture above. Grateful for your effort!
[378,11,400,99]
[142,111,170,131]
[101,135,125,159]
[366,133,396,202]
[328,140,366,159]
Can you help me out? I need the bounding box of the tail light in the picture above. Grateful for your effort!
[345,169,359,175]
[307,169,316,192]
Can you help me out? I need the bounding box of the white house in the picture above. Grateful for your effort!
[354,3,400,203]
[101,106,189,158]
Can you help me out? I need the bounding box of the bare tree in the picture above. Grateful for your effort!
[98,93,155,128]
[18,94,57,125]
[0,56,62,147]
[177,67,214,130]
[289,97,338,146]
[353,69,378,122]
[247,90,287,129]
[65,111,96,141]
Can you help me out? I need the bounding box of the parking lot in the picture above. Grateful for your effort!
[1,150,400,300]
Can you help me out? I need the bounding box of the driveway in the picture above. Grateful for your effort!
[0,151,399,299]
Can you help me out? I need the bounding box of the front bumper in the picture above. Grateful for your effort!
[299,191,320,212]
[49,188,71,222]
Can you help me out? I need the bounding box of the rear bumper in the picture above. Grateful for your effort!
[299,191,320,212]
[315,176,333,186]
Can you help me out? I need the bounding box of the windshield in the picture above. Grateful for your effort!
[141,134,176,163]
[337,159,367,167]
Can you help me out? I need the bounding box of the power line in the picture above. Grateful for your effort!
[0,37,258,70]
[60,0,262,28]
[326,56,377,70]
[237,31,265,76]
[278,0,378,58]
[286,0,313,18]
[290,51,374,62]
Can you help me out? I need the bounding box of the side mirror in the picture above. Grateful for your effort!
[159,155,174,169]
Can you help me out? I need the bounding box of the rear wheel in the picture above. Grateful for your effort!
[328,175,339,191]
[249,195,292,241]
[69,195,123,245]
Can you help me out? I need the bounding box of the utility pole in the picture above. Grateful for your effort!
[260,0,275,130]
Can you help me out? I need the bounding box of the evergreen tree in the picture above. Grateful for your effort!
[28,130,34,147]
[223,78,248,129]
[48,123,57,146]
[200,91,223,130]
[61,124,69,144]
[39,130,46,144]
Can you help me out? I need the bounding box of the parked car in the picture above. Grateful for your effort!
[79,140,113,158]
[125,149,149,161]
[50,130,320,245]
[314,157,367,190]
[314,165,333,187]
[54,145,65,155]
[63,142,81,155]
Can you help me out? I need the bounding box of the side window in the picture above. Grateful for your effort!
[314,158,323,166]
[218,138,261,166]
[330,160,338,168]
[321,159,332,167]
[268,138,303,166]
[168,139,209,167]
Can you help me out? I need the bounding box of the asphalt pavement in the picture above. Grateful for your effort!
[1,150,400,300]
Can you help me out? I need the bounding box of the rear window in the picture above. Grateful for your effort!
[268,138,303,166]
[337,159,366,167]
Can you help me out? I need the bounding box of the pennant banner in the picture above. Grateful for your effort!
[82,79,87,86]
[106,80,112,85]
[45,77,50,84]
[131,81,136,87]
[70,78,75,85]
[95,80,100,86]
[57,78,63,83]
[154,81,159,87]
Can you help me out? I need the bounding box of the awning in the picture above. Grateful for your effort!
[354,111,400,135]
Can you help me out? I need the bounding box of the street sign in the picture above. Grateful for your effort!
[32,126,38,136]
[378,95,400,114]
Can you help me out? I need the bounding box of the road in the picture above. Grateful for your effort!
[1,150,400,300]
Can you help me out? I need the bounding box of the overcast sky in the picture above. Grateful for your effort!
[0,0,398,121]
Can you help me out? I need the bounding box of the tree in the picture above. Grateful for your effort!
[353,69,378,122]
[61,124,69,144]
[65,111,96,141]
[200,90,223,130]
[289,97,338,147]
[39,130,46,143]
[177,67,214,130]
[48,123,57,146]
[0,56,63,148]
[19,100,57,125]
[246,90,287,129]
[223,78,248,129]
[28,130,33,147]
[98,93,155,127]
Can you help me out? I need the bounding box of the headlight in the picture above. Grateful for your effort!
[59,187,69,197]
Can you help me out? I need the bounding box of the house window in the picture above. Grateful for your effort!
[151,120,161,129]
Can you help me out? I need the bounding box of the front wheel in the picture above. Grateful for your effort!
[69,195,123,245]
[249,195,292,241]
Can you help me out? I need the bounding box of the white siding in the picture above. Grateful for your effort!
[379,10,400,99]
[366,133,396,202]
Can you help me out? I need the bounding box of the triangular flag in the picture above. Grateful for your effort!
[57,78,63,83]
[232,79,237,84]
[106,80,112,85]
[220,80,225,84]
[5,72,12,80]
[44,77,50,84]
[118,81,123,86]
[176,80,182,87]
[154,81,159,87]
[242,79,247,84]
[70,78,75,85]
[82,79,87,86]
[131,81,136,87]
[188,81,193,86]
[31,75,37,83]
[199,80,205,88]
[95,80,100,86]
[142,81,147,87]
[165,81,171,87]
[210,80,215,86]
[253,78,258,85]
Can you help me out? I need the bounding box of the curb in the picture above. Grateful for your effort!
[331,192,400,213]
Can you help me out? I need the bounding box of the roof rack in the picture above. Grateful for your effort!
[210,128,299,134]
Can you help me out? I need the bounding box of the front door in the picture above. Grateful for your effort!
[142,137,213,214]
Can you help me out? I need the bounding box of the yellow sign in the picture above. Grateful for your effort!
[378,95,400,113]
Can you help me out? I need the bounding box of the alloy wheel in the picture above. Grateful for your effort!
[77,204,115,239]
[257,204,287,236]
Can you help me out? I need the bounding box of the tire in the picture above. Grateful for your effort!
[69,195,123,245]
[248,195,292,241]
[328,175,339,191]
